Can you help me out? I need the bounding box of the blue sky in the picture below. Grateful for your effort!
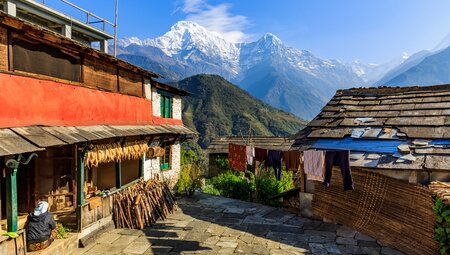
[45,0,450,64]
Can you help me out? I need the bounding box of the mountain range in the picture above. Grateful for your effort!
[171,74,307,148]
[116,21,450,120]
[116,21,382,119]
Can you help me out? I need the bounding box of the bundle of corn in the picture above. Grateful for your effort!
[429,181,450,203]
[121,141,149,161]
[113,179,177,229]
[85,141,149,168]
[312,168,438,255]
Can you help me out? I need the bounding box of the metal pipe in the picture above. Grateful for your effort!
[59,0,115,26]
[114,0,118,57]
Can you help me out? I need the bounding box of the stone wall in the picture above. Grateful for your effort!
[143,142,181,189]
[151,87,161,117]
[173,96,182,120]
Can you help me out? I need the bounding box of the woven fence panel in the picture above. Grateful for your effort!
[312,168,438,255]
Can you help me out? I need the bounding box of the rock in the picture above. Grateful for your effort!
[336,237,358,246]
[309,235,336,243]
[381,246,405,255]
[316,222,340,232]
[252,244,270,255]
[304,230,336,238]
[358,240,380,247]
[355,232,376,241]
[309,243,328,255]
[361,246,382,255]
[336,225,357,238]
[216,241,238,248]
[324,243,342,254]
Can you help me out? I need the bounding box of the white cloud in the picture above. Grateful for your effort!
[177,0,250,43]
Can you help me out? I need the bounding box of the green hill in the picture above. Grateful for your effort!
[172,74,307,148]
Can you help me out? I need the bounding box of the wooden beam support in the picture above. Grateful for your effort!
[76,145,86,231]
[139,155,145,178]
[5,166,18,232]
[115,161,122,189]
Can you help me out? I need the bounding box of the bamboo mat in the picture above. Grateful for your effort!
[312,168,438,255]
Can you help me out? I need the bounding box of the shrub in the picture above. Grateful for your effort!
[255,168,293,207]
[209,171,254,201]
[177,162,203,196]
[202,181,221,196]
[433,197,450,255]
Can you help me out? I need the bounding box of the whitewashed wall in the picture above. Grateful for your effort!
[172,96,182,120]
[151,87,161,117]
[143,142,181,189]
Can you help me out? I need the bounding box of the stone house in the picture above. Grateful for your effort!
[291,84,450,254]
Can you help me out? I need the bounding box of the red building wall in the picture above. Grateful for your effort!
[0,73,182,128]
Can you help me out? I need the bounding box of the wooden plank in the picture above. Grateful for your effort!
[0,26,7,71]
[0,129,43,156]
[415,148,450,155]
[41,126,87,144]
[11,126,66,147]
[118,68,143,97]
[399,127,450,138]
[385,116,446,126]
[83,55,118,92]
[399,109,442,117]
[414,102,450,110]
[307,128,351,138]
[424,155,450,170]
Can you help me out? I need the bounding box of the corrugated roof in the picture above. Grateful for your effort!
[0,124,196,156]
[292,84,450,170]
[207,136,294,154]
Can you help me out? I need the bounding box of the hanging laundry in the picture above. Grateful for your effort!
[303,150,325,180]
[284,151,301,170]
[267,150,283,181]
[228,143,247,172]
[254,147,268,162]
[246,146,255,165]
[323,150,353,191]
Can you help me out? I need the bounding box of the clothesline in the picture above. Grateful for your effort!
[227,143,354,190]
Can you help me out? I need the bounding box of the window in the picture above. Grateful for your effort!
[160,94,173,118]
[160,144,171,170]
[12,37,81,82]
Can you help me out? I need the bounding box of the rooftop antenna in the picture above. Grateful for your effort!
[113,0,118,57]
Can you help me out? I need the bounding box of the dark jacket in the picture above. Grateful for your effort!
[26,212,56,243]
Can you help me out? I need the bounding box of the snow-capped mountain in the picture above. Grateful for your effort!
[116,21,380,119]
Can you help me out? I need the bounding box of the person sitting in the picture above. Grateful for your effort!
[26,201,57,252]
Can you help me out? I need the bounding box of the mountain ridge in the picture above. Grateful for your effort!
[172,74,307,148]
[116,21,393,119]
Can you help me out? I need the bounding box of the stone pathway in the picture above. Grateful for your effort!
[76,193,404,255]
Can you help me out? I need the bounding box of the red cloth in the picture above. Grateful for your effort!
[228,143,247,172]
[254,147,268,162]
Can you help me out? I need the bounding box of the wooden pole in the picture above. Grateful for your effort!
[115,161,122,189]
[139,155,145,179]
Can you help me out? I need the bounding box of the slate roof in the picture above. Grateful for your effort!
[207,136,294,154]
[292,84,450,171]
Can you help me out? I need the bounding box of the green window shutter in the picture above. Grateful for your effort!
[160,95,164,117]
[165,96,170,118]
[169,97,173,118]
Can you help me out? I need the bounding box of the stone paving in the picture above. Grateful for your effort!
[76,193,405,255]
